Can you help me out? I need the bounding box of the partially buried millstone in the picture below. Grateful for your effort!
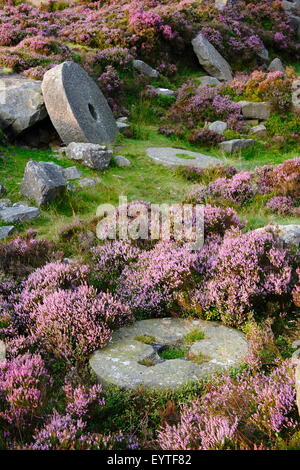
[41,61,118,145]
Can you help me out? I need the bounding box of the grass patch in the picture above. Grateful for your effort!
[159,345,187,360]
[183,328,205,344]
[189,352,211,365]
[176,153,196,160]
[135,335,157,344]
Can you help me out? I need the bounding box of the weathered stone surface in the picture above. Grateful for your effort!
[90,318,248,390]
[0,226,15,240]
[65,142,112,170]
[238,101,271,120]
[219,139,257,153]
[0,341,5,363]
[0,206,39,223]
[114,155,132,167]
[21,160,66,206]
[292,79,300,110]
[198,76,221,86]
[153,87,175,97]
[208,120,227,135]
[133,60,159,78]
[250,124,267,138]
[42,61,118,145]
[255,224,300,246]
[63,166,82,180]
[0,199,11,210]
[268,58,285,73]
[147,147,223,168]
[192,33,233,81]
[0,184,7,196]
[0,74,47,136]
[78,177,98,188]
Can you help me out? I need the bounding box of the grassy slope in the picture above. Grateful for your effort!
[1,69,300,241]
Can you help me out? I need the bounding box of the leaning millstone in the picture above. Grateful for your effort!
[78,177,98,188]
[65,142,112,170]
[90,318,248,390]
[255,224,300,246]
[0,226,15,240]
[0,206,39,223]
[114,155,132,167]
[147,147,223,168]
[63,166,82,180]
[0,199,11,210]
[268,58,285,73]
[42,61,118,145]
[192,33,233,81]
[0,184,7,196]
[0,74,47,136]
[219,139,257,153]
[238,101,271,120]
[0,341,5,363]
[133,60,159,78]
[21,160,66,206]
[208,120,227,135]
[198,75,221,86]
[250,124,267,138]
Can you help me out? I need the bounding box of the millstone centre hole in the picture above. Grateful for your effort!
[88,103,98,121]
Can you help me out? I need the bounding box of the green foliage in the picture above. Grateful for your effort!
[183,328,205,344]
[159,346,187,360]
[135,335,157,344]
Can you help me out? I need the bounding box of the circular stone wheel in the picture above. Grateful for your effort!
[41,61,118,145]
[90,318,249,390]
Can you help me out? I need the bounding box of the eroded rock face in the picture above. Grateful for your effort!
[21,160,66,206]
[42,61,118,145]
[192,33,233,81]
[0,74,47,136]
[90,318,248,390]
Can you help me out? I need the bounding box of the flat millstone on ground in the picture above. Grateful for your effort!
[146,147,223,168]
[90,318,248,390]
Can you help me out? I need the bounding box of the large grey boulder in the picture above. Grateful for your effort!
[208,120,227,135]
[0,206,39,223]
[0,184,7,196]
[238,101,271,120]
[0,74,47,136]
[219,139,257,153]
[133,60,159,78]
[192,33,233,81]
[268,58,285,73]
[0,226,15,240]
[21,160,67,206]
[65,142,112,170]
[41,61,118,145]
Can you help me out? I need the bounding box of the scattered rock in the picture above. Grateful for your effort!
[133,60,159,78]
[208,120,227,135]
[0,199,11,210]
[219,139,257,153]
[198,75,221,86]
[292,79,300,110]
[0,225,15,240]
[78,177,98,188]
[153,87,175,97]
[90,318,248,390]
[65,142,112,170]
[238,101,271,120]
[42,61,118,145]
[63,166,82,180]
[268,58,285,73]
[0,74,47,136]
[257,46,269,62]
[116,120,130,130]
[255,224,300,246]
[250,124,267,138]
[147,147,223,168]
[0,340,5,363]
[114,155,132,167]
[192,33,233,81]
[21,160,66,206]
[0,184,7,196]
[0,206,39,223]
[12,201,30,208]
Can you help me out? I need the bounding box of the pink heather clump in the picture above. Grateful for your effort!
[292,268,300,307]
[117,241,196,317]
[29,284,132,362]
[256,157,300,198]
[266,196,294,216]
[158,360,297,450]
[208,171,255,205]
[63,383,105,419]
[203,204,246,237]
[0,353,51,427]
[195,229,295,326]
